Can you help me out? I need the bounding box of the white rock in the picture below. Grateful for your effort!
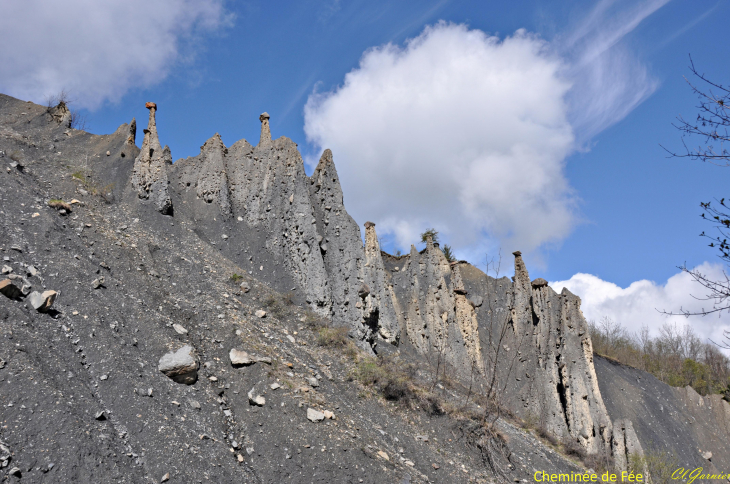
[307,408,325,422]
[172,324,188,335]
[255,309,266,318]
[28,290,57,312]
[229,348,253,367]
[158,345,198,385]
[248,388,265,406]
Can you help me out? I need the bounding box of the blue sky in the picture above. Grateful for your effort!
[3,0,730,341]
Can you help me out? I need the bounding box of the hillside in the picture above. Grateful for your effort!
[0,93,728,483]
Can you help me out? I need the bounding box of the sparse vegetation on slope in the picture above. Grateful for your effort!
[589,317,730,397]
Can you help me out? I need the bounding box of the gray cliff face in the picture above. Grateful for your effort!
[130,104,173,214]
[307,150,367,332]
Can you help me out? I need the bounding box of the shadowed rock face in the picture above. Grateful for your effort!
[131,104,173,214]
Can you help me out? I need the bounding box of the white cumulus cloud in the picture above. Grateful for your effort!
[0,0,232,110]
[304,1,665,258]
[550,263,730,347]
[305,22,575,255]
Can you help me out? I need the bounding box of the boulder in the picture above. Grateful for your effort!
[158,345,198,384]
[28,290,57,312]
[531,277,549,288]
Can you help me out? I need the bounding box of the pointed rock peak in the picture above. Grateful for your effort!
[131,101,173,214]
[259,112,271,146]
[126,118,136,146]
[201,133,226,153]
[316,149,334,171]
[513,250,530,288]
[364,222,379,252]
[425,236,434,251]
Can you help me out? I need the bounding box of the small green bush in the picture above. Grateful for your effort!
[230,273,243,283]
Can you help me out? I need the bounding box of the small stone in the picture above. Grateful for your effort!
[255,310,266,318]
[188,399,201,410]
[255,356,272,365]
[229,348,253,367]
[31,212,40,218]
[106,151,111,156]
[209,376,218,382]
[237,454,244,462]
[158,345,199,385]
[171,401,180,406]
[172,324,188,335]
[246,447,254,455]
[307,408,325,422]
[306,376,319,388]
[270,383,281,390]
[92,277,105,289]
[248,388,265,406]
[432,463,440,470]
[8,467,21,477]
[240,281,250,293]
[405,460,415,466]
[377,451,389,461]
[222,234,229,240]
[287,335,296,344]
[416,435,429,442]
[160,472,169,482]
[1,265,12,274]
[100,375,108,381]
[26,265,38,277]
[323,410,334,419]
[95,410,106,420]
[703,451,712,460]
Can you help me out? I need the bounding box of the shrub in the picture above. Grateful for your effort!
[263,294,285,318]
[316,326,349,347]
[442,244,455,262]
[230,273,243,283]
[420,228,439,245]
[352,355,445,415]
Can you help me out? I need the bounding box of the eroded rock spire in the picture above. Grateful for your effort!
[131,102,173,215]
[259,112,271,146]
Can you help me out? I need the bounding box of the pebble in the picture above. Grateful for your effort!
[255,309,266,318]
[172,324,188,335]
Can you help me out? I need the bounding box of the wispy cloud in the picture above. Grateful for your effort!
[561,0,669,142]
[656,1,721,49]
